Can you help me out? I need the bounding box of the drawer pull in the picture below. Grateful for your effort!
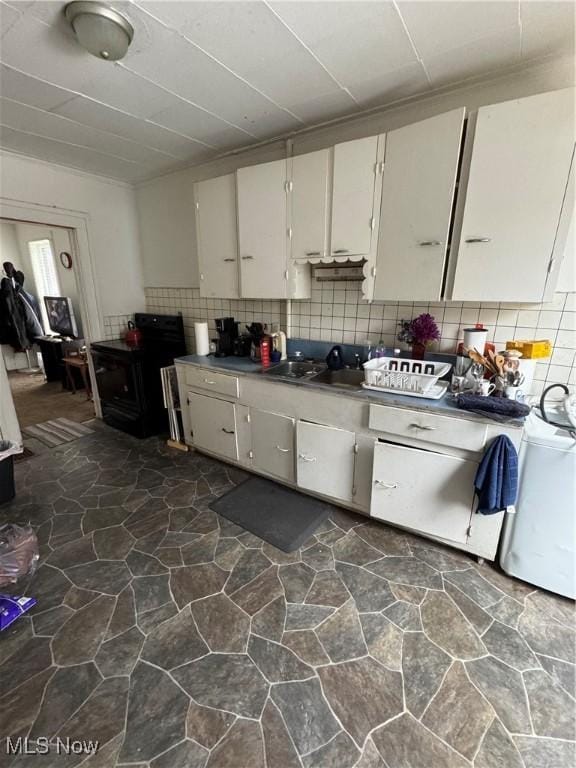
[204,379,216,385]
[298,453,316,462]
[418,240,441,247]
[374,480,398,489]
[465,237,491,244]
[305,251,321,256]
[410,423,436,431]
[223,258,236,262]
[276,445,291,453]
[332,248,349,254]
[221,428,235,435]
[241,255,254,260]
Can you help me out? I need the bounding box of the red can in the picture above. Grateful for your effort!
[260,336,271,368]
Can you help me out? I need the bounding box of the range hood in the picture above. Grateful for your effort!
[312,261,365,282]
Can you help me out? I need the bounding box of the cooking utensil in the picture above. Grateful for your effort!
[468,348,500,376]
[468,348,487,368]
[494,354,506,377]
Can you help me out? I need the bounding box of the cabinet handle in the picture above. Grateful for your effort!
[221,427,235,435]
[298,453,316,462]
[465,237,491,243]
[374,480,398,489]
[332,249,349,254]
[305,251,321,256]
[223,258,236,262]
[409,423,436,431]
[241,255,254,260]
[418,240,441,247]
[276,445,291,453]
[204,379,216,385]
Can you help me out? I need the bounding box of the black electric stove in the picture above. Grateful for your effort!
[91,313,186,438]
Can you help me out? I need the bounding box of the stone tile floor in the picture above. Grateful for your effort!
[0,426,574,768]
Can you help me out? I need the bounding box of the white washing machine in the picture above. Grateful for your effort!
[500,405,576,599]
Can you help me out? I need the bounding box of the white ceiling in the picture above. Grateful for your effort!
[0,0,573,183]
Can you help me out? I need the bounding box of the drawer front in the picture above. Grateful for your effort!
[251,409,295,482]
[188,392,239,461]
[184,366,239,399]
[371,442,475,544]
[368,404,487,452]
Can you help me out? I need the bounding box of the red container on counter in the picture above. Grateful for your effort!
[260,336,271,368]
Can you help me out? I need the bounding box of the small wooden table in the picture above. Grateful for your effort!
[63,356,92,400]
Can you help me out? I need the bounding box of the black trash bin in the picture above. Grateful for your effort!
[0,442,16,506]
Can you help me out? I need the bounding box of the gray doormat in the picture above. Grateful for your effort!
[22,418,94,447]
[210,477,332,552]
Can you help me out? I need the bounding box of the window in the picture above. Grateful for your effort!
[28,238,61,333]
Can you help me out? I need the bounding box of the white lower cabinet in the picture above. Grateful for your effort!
[188,392,239,461]
[297,421,356,503]
[176,362,518,560]
[370,441,476,544]
[250,409,295,483]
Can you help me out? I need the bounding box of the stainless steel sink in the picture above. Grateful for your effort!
[263,360,326,380]
[310,368,365,390]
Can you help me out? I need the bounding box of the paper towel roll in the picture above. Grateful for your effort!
[194,322,210,356]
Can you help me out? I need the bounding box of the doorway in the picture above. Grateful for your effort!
[1,219,95,456]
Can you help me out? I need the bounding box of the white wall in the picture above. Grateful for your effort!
[0,221,21,270]
[0,152,145,320]
[136,55,575,289]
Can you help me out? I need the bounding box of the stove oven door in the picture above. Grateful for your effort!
[91,349,142,411]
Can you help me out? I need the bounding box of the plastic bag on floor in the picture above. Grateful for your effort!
[0,523,39,588]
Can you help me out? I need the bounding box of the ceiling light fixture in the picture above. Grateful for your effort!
[65,1,134,61]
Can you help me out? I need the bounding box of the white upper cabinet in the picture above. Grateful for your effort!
[289,149,331,260]
[331,135,380,258]
[374,109,465,301]
[195,174,239,299]
[237,159,288,299]
[449,88,575,302]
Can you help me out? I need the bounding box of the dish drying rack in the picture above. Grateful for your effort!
[362,357,452,398]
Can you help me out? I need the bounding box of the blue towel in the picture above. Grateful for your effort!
[474,435,518,515]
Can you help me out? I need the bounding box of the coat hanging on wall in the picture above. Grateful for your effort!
[0,262,43,351]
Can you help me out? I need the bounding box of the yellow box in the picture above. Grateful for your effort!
[506,339,552,359]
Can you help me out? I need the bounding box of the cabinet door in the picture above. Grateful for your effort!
[188,392,238,461]
[251,409,295,482]
[195,174,239,299]
[371,442,475,544]
[296,421,355,502]
[331,136,379,257]
[374,109,465,301]
[451,88,575,302]
[237,159,287,299]
[290,149,330,260]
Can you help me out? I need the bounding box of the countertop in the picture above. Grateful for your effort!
[175,354,525,428]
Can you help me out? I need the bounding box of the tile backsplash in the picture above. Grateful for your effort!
[144,289,286,350]
[145,284,575,399]
[103,314,133,340]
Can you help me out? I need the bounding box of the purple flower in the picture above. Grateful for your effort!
[409,313,440,346]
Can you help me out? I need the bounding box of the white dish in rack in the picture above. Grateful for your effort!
[362,380,449,400]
